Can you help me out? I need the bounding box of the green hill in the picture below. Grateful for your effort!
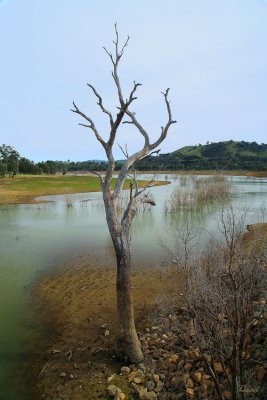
[135,140,267,171]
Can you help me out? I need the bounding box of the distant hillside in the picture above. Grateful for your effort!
[135,140,267,171]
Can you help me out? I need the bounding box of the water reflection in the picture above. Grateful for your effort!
[0,174,266,399]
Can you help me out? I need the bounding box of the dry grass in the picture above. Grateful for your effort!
[165,175,232,213]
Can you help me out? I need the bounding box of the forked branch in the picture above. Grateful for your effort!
[87,84,114,127]
[71,101,106,148]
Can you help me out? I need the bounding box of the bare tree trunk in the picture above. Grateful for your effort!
[71,24,176,364]
[113,230,143,363]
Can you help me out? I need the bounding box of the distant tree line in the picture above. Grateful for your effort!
[0,144,59,177]
[0,141,266,177]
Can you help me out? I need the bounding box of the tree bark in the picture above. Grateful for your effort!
[112,229,143,363]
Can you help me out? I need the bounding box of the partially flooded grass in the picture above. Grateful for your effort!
[165,175,232,213]
[0,175,168,204]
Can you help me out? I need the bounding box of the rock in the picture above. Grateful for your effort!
[69,374,74,379]
[257,367,266,381]
[153,349,161,359]
[104,329,110,336]
[115,392,125,400]
[186,388,195,397]
[187,378,194,388]
[146,392,157,400]
[170,354,179,363]
[188,350,200,361]
[154,381,164,393]
[193,372,202,383]
[134,370,144,384]
[223,391,232,399]
[121,366,130,375]
[139,387,148,399]
[107,385,118,396]
[146,380,155,391]
[59,372,66,378]
[202,374,211,381]
[184,363,192,370]
[214,362,223,374]
[128,371,138,382]
[107,375,115,383]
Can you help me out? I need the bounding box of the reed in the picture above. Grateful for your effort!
[165,175,231,213]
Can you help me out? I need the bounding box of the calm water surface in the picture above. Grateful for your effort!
[0,174,266,399]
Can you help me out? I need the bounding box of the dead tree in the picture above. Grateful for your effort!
[71,24,176,363]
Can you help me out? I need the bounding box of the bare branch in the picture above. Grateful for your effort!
[124,109,150,147]
[150,88,177,150]
[135,174,156,197]
[103,47,115,65]
[87,84,114,127]
[114,22,130,59]
[71,101,106,148]
[126,81,142,107]
[118,143,129,159]
[130,150,161,171]
[129,170,138,196]
[122,120,134,125]
[92,171,104,188]
[121,193,156,228]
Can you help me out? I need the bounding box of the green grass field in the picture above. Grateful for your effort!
[0,174,167,204]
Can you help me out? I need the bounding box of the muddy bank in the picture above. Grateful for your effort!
[32,255,179,400]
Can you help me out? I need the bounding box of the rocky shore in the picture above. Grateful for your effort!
[107,298,266,400]
[33,224,266,399]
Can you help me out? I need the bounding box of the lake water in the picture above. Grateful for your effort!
[0,174,266,399]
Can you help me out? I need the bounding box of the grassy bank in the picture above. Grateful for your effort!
[0,174,169,204]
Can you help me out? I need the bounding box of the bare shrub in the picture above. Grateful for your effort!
[64,189,76,207]
[153,205,266,399]
[179,174,189,186]
[165,175,232,213]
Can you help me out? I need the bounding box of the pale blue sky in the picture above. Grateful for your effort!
[0,0,266,161]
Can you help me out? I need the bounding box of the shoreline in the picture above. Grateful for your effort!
[31,257,179,400]
[0,175,169,205]
[29,223,266,399]
[1,170,266,204]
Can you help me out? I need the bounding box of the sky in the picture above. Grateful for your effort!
[0,0,266,162]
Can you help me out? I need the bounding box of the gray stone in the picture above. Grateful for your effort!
[146,380,155,391]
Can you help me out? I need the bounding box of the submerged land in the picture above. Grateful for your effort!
[31,224,266,400]
[0,170,266,399]
[0,171,266,204]
[0,174,168,204]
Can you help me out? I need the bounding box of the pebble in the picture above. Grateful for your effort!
[121,366,130,375]
[107,385,118,396]
[146,380,155,391]
[110,294,267,400]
